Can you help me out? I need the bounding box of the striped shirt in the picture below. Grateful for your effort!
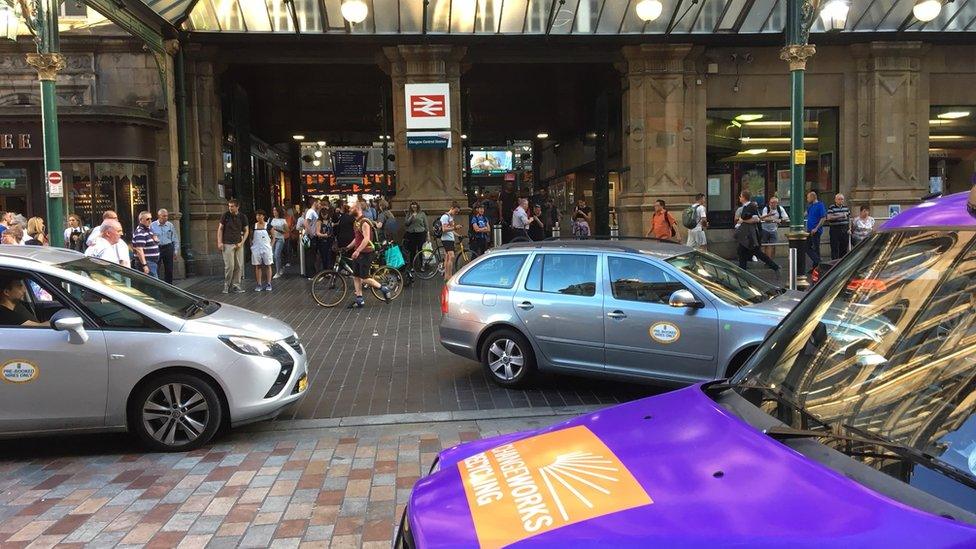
[826,204,851,226]
[132,224,160,259]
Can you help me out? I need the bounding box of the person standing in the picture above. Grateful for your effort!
[647,200,678,241]
[498,181,518,243]
[132,211,160,278]
[24,217,47,246]
[86,210,119,247]
[440,203,460,282]
[334,203,356,250]
[403,201,428,270]
[760,196,789,260]
[826,193,851,260]
[735,191,780,273]
[251,209,275,291]
[363,200,378,221]
[85,220,130,267]
[686,193,708,251]
[269,206,288,279]
[469,203,491,256]
[64,214,87,252]
[1,224,22,245]
[376,199,398,242]
[805,190,828,270]
[851,206,876,247]
[151,209,179,284]
[302,198,321,278]
[511,198,533,241]
[314,205,335,273]
[0,210,7,238]
[345,201,391,309]
[216,199,249,294]
[573,199,592,239]
[528,204,546,241]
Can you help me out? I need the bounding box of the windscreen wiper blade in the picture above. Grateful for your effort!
[766,425,976,491]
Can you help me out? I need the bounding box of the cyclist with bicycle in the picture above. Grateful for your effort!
[440,202,460,282]
[345,201,392,309]
[469,203,490,257]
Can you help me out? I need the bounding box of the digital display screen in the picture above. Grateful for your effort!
[470,150,513,174]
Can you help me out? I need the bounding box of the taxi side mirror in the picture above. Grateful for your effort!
[50,309,89,344]
[669,289,703,309]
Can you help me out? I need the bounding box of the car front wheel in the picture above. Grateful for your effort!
[481,329,535,388]
[130,373,223,452]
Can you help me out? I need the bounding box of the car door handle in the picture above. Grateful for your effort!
[607,311,627,319]
[110,354,125,360]
[517,301,534,310]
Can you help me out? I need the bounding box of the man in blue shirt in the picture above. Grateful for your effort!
[805,190,828,271]
[151,208,180,284]
[469,203,491,257]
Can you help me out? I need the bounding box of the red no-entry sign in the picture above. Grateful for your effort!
[47,170,64,198]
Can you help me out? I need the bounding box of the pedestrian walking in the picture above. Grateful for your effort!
[805,190,828,271]
[217,199,249,294]
[734,191,780,273]
[469,203,491,256]
[760,196,789,260]
[314,205,335,273]
[87,210,119,247]
[269,206,288,278]
[573,198,592,238]
[344,201,392,309]
[647,199,678,241]
[24,217,47,246]
[440,202,460,281]
[685,193,708,251]
[529,204,545,241]
[64,214,88,252]
[132,211,160,278]
[826,193,851,259]
[251,209,274,292]
[151,209,179,283]
[85,220,130,267]
[403,201,428,270]
[851,206,875,246]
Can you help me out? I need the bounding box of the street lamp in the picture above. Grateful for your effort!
[913,0,942,22]
[635,0,664,22]
[341,0,368,23]
[0,3,18,41]
[819,0,850,31]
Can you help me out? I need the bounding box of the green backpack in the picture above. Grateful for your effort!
[682,205,700,229]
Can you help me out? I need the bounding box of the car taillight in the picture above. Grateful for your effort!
[810,268,820,283]
[440,285,449,315]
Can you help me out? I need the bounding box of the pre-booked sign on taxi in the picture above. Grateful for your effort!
[458,425,652,548]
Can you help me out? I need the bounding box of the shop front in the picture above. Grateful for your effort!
[0,108,163,235]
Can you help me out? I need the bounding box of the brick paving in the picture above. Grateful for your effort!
[182,274,659,419]
[0,413,581,548]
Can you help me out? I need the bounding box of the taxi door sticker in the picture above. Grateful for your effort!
[649,322,680,344]
[2,360,38,383]
[458,425,652,549]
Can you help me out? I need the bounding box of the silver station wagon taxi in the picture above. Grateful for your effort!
[439,239,800,387]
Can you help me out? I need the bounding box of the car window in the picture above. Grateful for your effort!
[56,258,200,318]
[0,269,69,328]
[458,254,526,289]
[57,280,162,330]
[666,251,782,305]
[608,256,686,305]
[525,254,597,297]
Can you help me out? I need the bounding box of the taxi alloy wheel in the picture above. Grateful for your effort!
[482,329,535,388]
[131,373,222,452]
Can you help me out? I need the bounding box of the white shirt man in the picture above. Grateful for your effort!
[512,198,533,240]
[303,200,320,234]
[87,210,120,247]
[85,220,131,268]
[686,194,708,250]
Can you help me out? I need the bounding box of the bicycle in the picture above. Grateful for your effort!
[412,235,473,280]
[310,246,404,308]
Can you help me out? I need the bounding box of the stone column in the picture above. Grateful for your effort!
[618,45,705,238]
[850,42,930,210]
[381,45,468,218]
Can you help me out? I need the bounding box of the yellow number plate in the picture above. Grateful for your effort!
[298,375,308,392]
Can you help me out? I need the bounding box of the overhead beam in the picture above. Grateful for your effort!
[82,0,174,54]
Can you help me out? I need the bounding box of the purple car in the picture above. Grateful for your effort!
[396,190,976,547]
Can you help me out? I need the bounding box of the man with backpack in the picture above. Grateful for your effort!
[735,191,780,273]
[760,195,789,261]
[683,193,708,251]
[647,199,678,241]
[344,201,392,309]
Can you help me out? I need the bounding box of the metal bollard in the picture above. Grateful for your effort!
[493,224,503,247]
[610,225,619,241]
[551,222,561,239]
[788,247,797,291]
[299,232,307,277]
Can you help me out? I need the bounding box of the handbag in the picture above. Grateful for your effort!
[385,244,406,269]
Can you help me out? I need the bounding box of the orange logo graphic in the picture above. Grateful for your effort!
[458,425,652,548]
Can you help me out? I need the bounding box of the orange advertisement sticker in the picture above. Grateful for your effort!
[457,425,653,548]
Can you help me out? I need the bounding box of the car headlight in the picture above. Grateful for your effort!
[220,335,279,357]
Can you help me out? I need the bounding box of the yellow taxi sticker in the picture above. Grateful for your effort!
[2,360,39,383]
[458,425,652,549]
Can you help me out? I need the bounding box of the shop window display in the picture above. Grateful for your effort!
[65,162,151,236]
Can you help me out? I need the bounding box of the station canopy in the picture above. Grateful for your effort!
[138,0,976,35]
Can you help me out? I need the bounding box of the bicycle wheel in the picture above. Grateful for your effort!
[454,248,473,271]
[370,266,404,301]
[412,249,440,280]
[310,271,347,308]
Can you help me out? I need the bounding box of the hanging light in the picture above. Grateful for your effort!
[314,150,323,158]
[818,0,849,31]
[0,3,18,42]
[312,159,321,167]
[635,0,664,22]
[913,0,941,22]
[341,0,368,23]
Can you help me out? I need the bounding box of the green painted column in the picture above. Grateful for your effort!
[26,0,65,247]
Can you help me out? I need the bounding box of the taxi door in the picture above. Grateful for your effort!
[0,270,109,433]
[602,255,718,382]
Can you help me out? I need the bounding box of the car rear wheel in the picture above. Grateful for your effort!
[130,373,222,452]
[481,329,535,388]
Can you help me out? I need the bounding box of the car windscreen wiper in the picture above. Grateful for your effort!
[181,299,209,318]
[765,425,976,491]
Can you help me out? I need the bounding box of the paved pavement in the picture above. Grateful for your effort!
[182,274,660,420]
[0,411,589,548]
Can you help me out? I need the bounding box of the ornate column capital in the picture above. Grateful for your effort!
[620,44,696,75]
[780,44,817,71]
[25,52,66,81]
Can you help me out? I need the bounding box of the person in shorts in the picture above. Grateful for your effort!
[686,193,708,251]
[251,210,275,292]
[440,202,460,282]
[760,195,789,260]
[345,201,392,309]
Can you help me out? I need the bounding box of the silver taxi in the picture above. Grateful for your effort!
[0,245,308,451]
[439,239,800,387]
